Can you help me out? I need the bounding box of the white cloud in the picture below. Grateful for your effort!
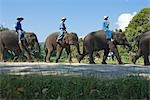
[116,12,137,31]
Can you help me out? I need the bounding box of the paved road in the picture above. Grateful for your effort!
[0,62,149,78]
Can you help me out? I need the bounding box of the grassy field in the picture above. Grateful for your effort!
[0,75,149,99]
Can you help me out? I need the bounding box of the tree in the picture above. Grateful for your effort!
[125,8,150,51]
[0,25,9,31]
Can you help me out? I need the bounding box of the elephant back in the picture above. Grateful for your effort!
[46,32,59,42]
[82,30,108,51]
[45,32,60,49]
[134,31,150,45]
[84,30,106,40]
[0,30,18,42]
[139,31,150,47]
[0,30,19,50]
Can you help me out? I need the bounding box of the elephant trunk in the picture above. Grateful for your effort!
[76,42,87,63]
[75,42,85,63]
[126,43,132,52]
[34,41,40,53]
[75,42,81,55]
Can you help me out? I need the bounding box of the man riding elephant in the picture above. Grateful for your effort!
[102,16,113,42]
[15,16,25,48]
[0,30,40,62]
[77,30,132,64]
[45,32,81,63]
[56,17,67,43]
[102,16,115,58]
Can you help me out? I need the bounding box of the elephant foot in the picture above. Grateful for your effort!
[89,61,96,64]
[69,60,73,64]
[118,61,123,64]
[55,59,59,63]
[132,57,136,64]
[102,61,107,64]
[27,59,33,62]
[76,55,83,63]
[46,60,50,63]
[13,57,19,62]
[0,60,4,62]
[13,60,18,62]
[145,63,150,66]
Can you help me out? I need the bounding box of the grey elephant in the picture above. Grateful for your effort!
[45,32,81,63]
[132,31,150,65]
[0,30,40,62]
[77,30,132,64]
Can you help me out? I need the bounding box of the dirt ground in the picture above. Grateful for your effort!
[0,62,149,78]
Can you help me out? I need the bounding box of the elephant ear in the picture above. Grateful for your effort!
[71,32,78,40]
[63,34,70,44]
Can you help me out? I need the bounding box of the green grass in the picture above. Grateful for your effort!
[0,75,149,99]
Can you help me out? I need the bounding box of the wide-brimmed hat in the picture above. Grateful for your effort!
[17,16,24,20]
[104,16,109,20]
[61,17,67,20]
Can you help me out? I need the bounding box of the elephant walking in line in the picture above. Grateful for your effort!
[45,32,81,63]
[77,30,132,64]
[132,31,150,65]
[0,30,40,62]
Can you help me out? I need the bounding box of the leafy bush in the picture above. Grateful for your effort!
[0,75,149,99]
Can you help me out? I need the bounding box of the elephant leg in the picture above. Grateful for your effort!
[45,48,53,63]
[65,46,72,63]
[26,52,32,61]
[102,48,109,64]
[88,51,95,64]
[0,50,4,62]
[13,48,21,62]
[132,49,142,64]
[19,41,32,62]
[110,43,122,64]
[0,47,4,62]
[143,54,150,66]
[113,48,122,64]
[23,48,32,62]
[77,54,84,63]
[55,45,63,63]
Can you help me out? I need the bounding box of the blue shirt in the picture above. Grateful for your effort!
[59,21,66,31]
[102,20,112,39]
[15,22,23,31]
[102,20,109,31]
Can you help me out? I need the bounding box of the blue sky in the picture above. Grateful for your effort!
[0,0,149,42]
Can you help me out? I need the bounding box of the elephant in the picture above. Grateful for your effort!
[0,30,40,62]
[45,32,81,63]
[132,31,150,65]
[77,30,132,64]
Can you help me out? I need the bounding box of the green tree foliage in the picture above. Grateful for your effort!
[125,8,150,51]
[0,25,9,31]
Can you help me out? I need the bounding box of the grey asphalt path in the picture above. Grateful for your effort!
[0,62,149,78]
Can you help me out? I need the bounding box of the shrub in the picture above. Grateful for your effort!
[0,75,149,99]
